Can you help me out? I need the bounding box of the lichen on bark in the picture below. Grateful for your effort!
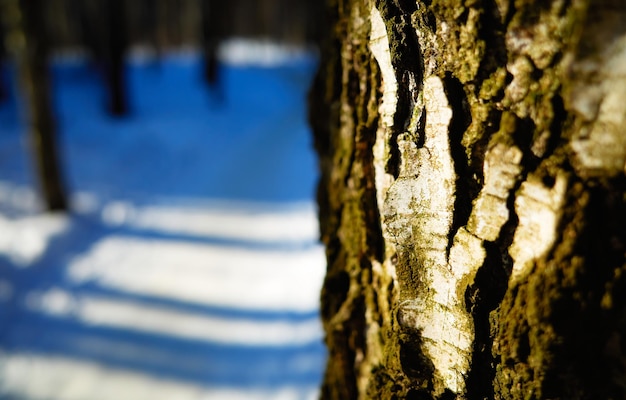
[312,0,626,398]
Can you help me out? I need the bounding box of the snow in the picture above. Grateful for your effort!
[0,43,325,399]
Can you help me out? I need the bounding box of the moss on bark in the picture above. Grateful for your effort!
[311,0,626,398]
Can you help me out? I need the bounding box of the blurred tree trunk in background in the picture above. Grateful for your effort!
[76,0,129,116]
[104,0,128,116]
[0,21,6,103]
[201,0,226,85]
[40,0,323,51]
[3,0,67,211]
[310,0,626,398]
[34,0,323,112]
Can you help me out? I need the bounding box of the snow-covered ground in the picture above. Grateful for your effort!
[0,42,326,400]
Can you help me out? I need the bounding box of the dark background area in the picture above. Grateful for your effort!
[3,0,323,51]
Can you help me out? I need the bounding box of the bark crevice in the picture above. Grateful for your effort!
[314,0,626,398]
[374,0,423,179]
[442,73,474,258]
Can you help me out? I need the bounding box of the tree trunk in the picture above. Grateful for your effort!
[309,0,626,398]
[5,0,68,211]
[201,0,224,86]
[0,23,7,104]
[105,0,128,116]
[76,0,129,116]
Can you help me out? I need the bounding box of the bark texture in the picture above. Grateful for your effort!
[310,0,626,398]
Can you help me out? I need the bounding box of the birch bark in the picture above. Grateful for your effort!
[310,0,626,398]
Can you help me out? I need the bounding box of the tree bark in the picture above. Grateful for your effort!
[310,0,626,398]
[5,0,68,211]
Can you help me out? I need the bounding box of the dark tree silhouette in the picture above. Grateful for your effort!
[0,22,7,104]
[104,0,129,116]
[10,0,68,211]
[76,0,129,117]
[201,0,220,86]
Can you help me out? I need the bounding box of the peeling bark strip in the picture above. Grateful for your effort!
[384,75,470,396]
[311,0,626,399]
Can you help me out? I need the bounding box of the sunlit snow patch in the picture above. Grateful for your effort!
[26,287,323,346]
[219,38,316,67]
[98,199,319,244]
[0,353,320,400]
[0,212,69,266]
[67,235,325,312]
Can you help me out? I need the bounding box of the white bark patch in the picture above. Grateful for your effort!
[384,76,454,257]
[369,5,398,132]
[467,143,523,242]
[569,25,626,177]
[504,56,534,107]
[509,173,568,284]
[448,227,485,280]
[369,5,398,206]
[436,144,526,377]
[385,76,472,395]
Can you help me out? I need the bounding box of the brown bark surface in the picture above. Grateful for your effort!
[310,0,626,398]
